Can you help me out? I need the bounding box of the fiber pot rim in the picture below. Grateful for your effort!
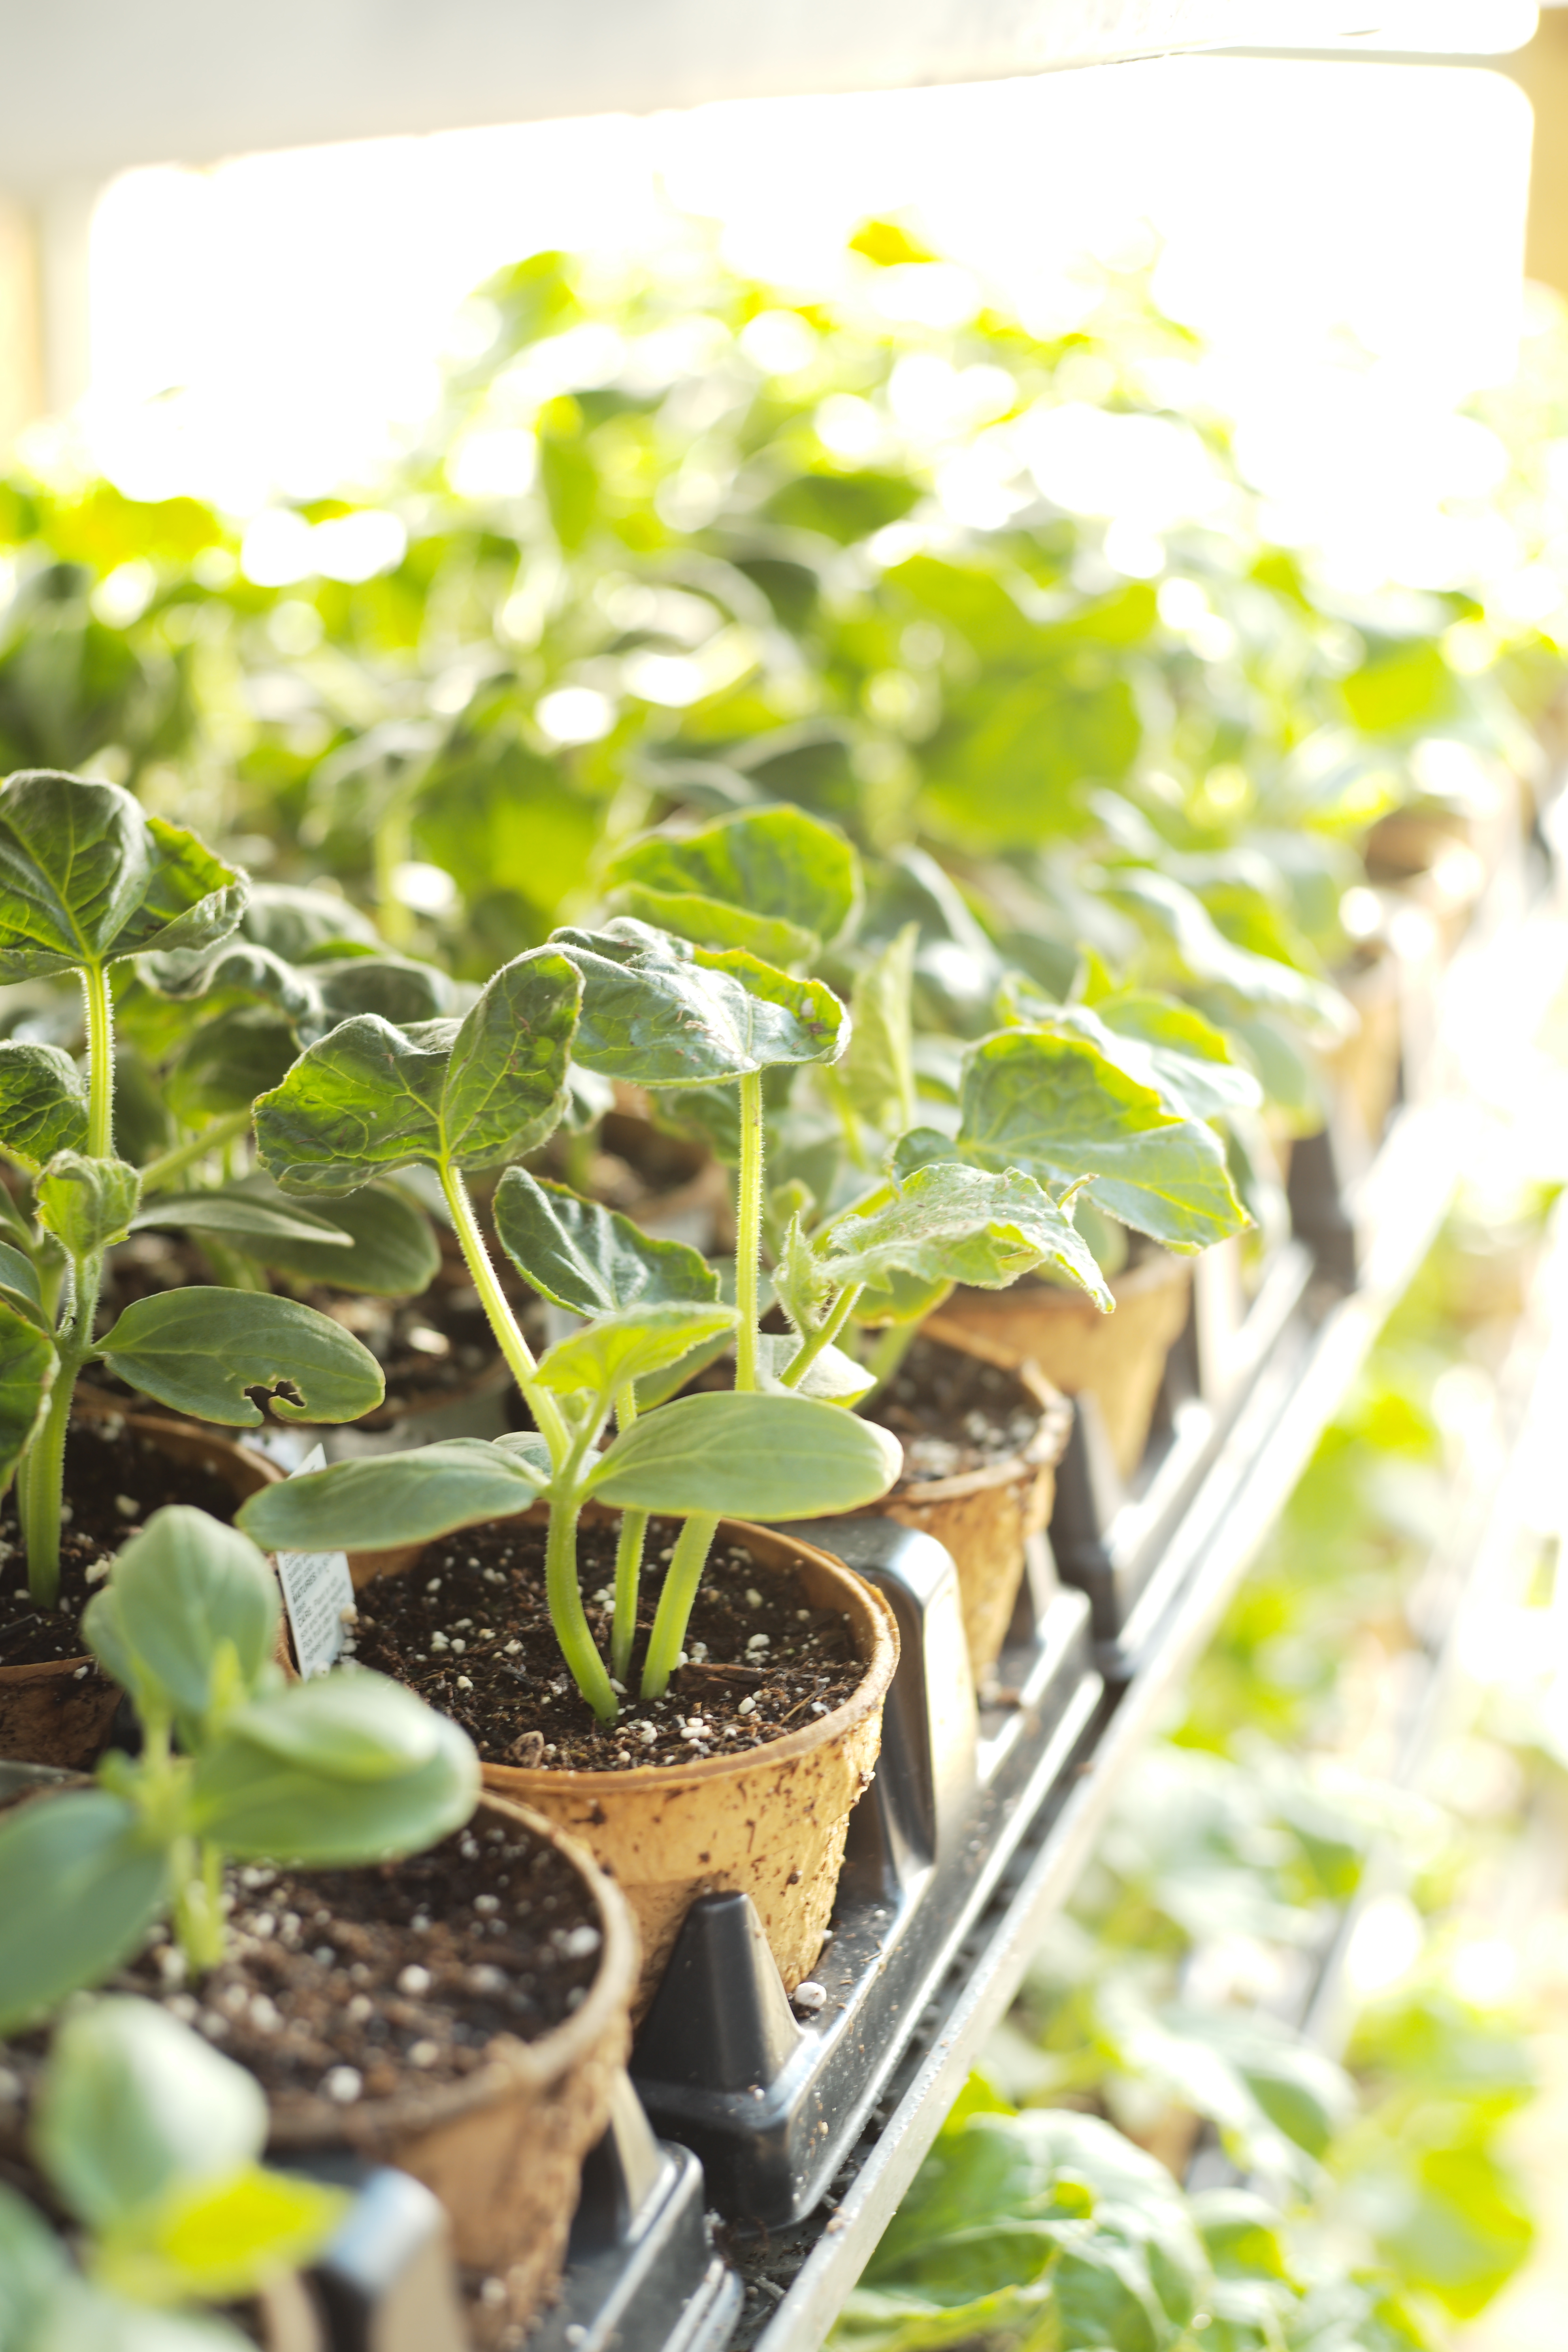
[870,1329,1070,1509]
[357,1516,899,1795]
[267,1790,639,2148]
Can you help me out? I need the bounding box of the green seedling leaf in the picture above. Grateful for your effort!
[95,1290,385,1426]
[551,919,846,1086]
[36,1154,142,1257]
[165,1005,300,1120]
[756,1333,876,1406]
[1106,867,1350,1038]
[605,806,861,963]
[0,772,247,982]
[850,1266,954,1329]
[0,1240,45,1328]
[130,1182,354,1251]
[253,947,580,1193]
[494,1168,720,1316]
[237,1437,548,1553]
[1003,981,1263,1123]
[818,1163,1114,1308]
[0,1039,89,1170]
[99,2161,349,2308]
[82,1509,281,1738]
[589,1388,901,1517]
[0,1298,56,1491]
[535,1301,738,1405]
[0,1791,168,2034]
[36,1996,266,2233]
[193,1681,478,1864]
[958,1030,1250,1252]
[34,2275,253,2352]
[0,2182,70,2339]
[228,1179,441,1297]
[844,923,918,1136]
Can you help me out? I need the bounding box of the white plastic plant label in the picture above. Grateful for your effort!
[274,1444,356,1679]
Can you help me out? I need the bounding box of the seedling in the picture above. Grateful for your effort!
[239,923,902,1718]
[0,1504,478,2028]
[1,1995,348,2348]
[0,772,387,1604]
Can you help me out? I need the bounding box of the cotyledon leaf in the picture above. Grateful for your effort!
[957,1030,1250,1253]
[0,1791,169,2035]
[588,1388,901,1517]
[226,1179,441,1297]
[550,919,846,1087]
[0,1040,89,1170]
[493,1167,720,1316]
[0,1241,45,1329]
[0,1297,55,1491]
[0,772,247,982]
[130,1183,354,1251]
[237,1438,550,1553]
[816,1162,1113,1308]
[94,1291,385,1427]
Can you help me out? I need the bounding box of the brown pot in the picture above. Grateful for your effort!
[1326,946,1404,1155]
[0,1406,283,1772]
[268,1793,638,2346]
[350,1520,899,2017]
[854,1330,1070,1677]
[929,1251,1192,1484]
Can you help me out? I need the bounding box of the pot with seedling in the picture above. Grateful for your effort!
[0,772,389,1765]
[236,919,905,2005]
[0,1504,639,2343]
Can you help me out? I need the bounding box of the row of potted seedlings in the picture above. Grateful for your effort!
[0,763,1493,2339]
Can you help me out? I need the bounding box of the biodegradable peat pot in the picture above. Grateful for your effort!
[854,1329,1070,1676]
[0,1406,281,1772]
[350,1520,899,2016]
[930,1251,1193,1483]
[266,1794,637,2345]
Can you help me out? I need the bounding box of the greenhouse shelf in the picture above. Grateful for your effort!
[726,1091,1462,2352]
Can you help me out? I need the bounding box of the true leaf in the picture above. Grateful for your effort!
[535,1301,738,1404]
[0,1298,55,1491]
[165,1006,300,1119]
[0,1791,168,2034]
[236,1437,549,1553]
[438,948,581,1164]
[818,1163,1114,1307]
[82,1509,281,1736]
[130,1182,354,1251]
[605,806,861,963]
[0,773,247,982]
[36,1154,141,1257]
[0,1040,89,1169]
[192,1683,478,1863]
[36,1996,266,2233]
[1002,982,1263,1123]
[756,1333,876,1406]
[94,1290,385,1426]
[551,919,846,1087]
[228,1179,441,1297]
[588,1388,902,1516]
[843,923,918,1135]
[1105,868,1350,1037]
[958,1030,1250,1252]
[609,884,814,969]
[494,1168,720,1316]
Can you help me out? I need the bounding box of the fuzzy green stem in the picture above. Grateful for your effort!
[609,1382,647,1683]
[438,1162,569,1460]
[171,1836,227,1974]
[82,964,114,1159]
[735,1072,765,1394]
[547,1493,618,1720]
[138,1108,254,1197]
[21,1246,104,1604]
[780,1282,864,1389]
[641,1512,718,1701]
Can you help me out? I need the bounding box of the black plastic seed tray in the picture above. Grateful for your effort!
[629,1515,1100,2227]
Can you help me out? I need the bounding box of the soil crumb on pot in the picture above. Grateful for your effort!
[352,1521,862,1771]
[0,1416,245,1666]
[866,1333,1043,1483]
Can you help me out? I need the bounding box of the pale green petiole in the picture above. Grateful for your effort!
[641,1512,719,1702]
[734,1070,765,1395]
[609,1381,647,1684]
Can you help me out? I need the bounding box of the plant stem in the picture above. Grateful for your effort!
[81,963,114,1159]
[780,1282,864,1388]
[641,1512,718,1702]
[735,1071,765,1393]
[21,1246,104,1604]
[609,1382,646,1683]
[438,1162,568,1459]
[138,1108,254,1197]
[546,1493,617,1720]
[171,1835,227,1974]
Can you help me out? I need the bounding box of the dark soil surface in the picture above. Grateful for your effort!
[863,1335,1041,1487]
[0,1817,599,2120]
[352,1519,862,1772]
[0,1415,243,1665]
